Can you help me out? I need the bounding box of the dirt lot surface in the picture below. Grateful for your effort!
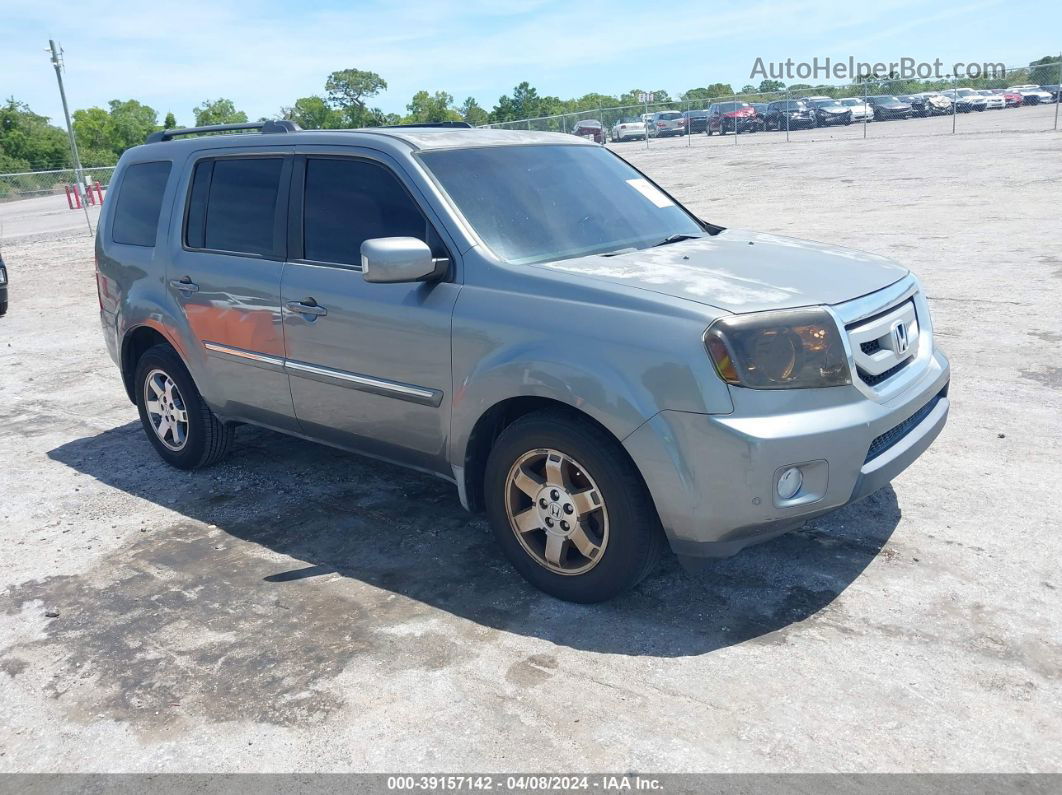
[1,110,1060,773]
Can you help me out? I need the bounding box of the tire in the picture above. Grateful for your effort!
[134,343,234,470]
[484,409,664,603]
[0,301,7,317]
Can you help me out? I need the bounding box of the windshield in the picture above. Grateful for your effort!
[811,100,843,108]
[840,98,862,105]
[718,102,750,112]
[419,145,704,265]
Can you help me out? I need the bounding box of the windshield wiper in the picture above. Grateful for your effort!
[649,233,702,248]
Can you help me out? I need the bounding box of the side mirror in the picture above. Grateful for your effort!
[360,237,445,284]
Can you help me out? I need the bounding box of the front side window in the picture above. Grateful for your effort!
[112,161,172,247]
[420,145,704,265]
[302,158,438,267]
[185,157,283,256]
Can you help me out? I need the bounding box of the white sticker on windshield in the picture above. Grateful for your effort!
[626,178,673,209]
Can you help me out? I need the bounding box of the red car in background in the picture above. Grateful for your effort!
[571,119,605,143]
[706,101,763,134]
[1002,91,1024,108]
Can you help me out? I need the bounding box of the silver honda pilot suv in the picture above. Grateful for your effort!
[95,121,950,602]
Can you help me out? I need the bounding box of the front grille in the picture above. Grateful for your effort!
[845,297,919,392]
[864,391,943,463]
[859,359,909,386]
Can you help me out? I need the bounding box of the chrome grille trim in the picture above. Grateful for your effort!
[826,275,934,403]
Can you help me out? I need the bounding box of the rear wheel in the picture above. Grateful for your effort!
[484,410,664,603]
[134,344,233,470]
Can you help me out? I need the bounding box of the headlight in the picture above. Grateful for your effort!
[705,307,850,389]
[0,266,7,285]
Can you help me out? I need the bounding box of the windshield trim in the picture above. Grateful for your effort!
[413,144,713,266]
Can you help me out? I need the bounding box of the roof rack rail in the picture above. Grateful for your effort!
[146,119,302,144]
[379,121,473,129]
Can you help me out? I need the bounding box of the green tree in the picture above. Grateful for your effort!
[0,98,70,170]
[283,95,344,129]
[325,68,387,126]
[459,97,489,126]
[1029,55,1061,85]
[757,79,785,93]
[404,90,462,123]
[193,98,248,127]
[107,99,158,150]
[163,112,177,129]
[72,107,118,165]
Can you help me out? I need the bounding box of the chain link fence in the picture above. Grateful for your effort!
[0,165,115,203]
[481,60,1062,148]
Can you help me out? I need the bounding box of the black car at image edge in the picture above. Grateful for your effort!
[0,251,8,317]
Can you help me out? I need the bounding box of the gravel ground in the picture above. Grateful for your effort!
[0,108,1060,773]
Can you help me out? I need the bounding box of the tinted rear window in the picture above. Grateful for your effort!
[186,157,283,256]
[112,161,172,247]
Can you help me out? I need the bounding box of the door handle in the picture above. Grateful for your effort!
[286,299,327,317]
[169,277,199,293]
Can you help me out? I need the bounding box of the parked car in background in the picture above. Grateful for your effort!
[763,99,815,130]
[898,95,930,117]
[838,97,873,121]
[1041,85,1061,102]
[681,109,710,134]
[610,118,646,142]
[1001,90,1025,107]
[974,90,1006,110]
[866,96,914,120]
[808,99,853,126]
[0,251,7,317]
[804,95,832,103]
[649,111,685,137]
[750,103,770,126]
[706,101,762,134]
[1007,85,1054,104]
[916,93,954,115]
[571,119,605,144]
[97,121,950,602]
[941,89,980,112]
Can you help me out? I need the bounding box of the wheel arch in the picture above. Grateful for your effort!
[458,396,653,515]
[119,323,186,404]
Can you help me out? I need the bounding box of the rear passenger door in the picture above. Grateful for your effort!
[169,146,299,431]
[280,149,460,474]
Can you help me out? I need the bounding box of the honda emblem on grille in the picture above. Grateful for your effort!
[891,321,910,354]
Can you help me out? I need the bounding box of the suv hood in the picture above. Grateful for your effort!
[536,229,908,314]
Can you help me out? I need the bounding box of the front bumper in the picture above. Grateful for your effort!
[624,348,950,559]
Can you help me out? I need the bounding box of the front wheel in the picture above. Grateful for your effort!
[484,410,664,602]
[134,344,234,470]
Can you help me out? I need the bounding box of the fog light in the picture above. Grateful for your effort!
[777,467,803,500]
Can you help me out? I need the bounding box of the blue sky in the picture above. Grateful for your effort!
[4,0,1060,126]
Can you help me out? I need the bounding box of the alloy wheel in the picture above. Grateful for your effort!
[504,448,609,576]
[144,369,189,451]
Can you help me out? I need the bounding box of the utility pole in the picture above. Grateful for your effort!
[48,40,92,235]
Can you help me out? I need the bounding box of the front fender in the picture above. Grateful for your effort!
[449,283,735,468]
